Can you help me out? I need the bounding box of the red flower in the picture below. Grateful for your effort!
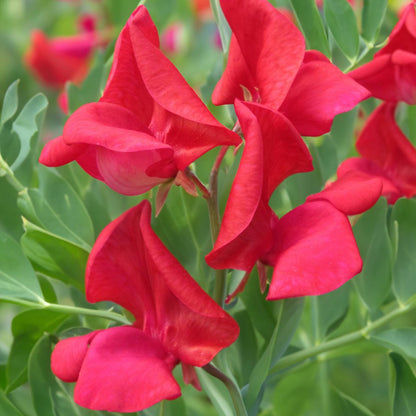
[335,102,416,204]
[24,29,95,89]
[206,101,362,299]
[350,2,416,104]
[212,0,368,136]
[39,6,240,195]
[24,13,105,90]
[51,200,239,412]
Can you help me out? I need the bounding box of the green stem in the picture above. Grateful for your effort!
[0,153,26,192]
[203,363,248,416]
[206,147,228,306]
[10,298,130,325]
[270,295,416,375]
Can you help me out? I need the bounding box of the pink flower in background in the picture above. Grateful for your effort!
[334,102,416,204]
[51,200,239,412]
[206,101,363,300]
[160,23,187,54]
[39,6,240,195]
[213,0,368,136]
[350,1,416,104]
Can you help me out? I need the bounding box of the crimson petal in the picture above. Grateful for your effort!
[266,201,362,300]
[280,51,369,136]
[73,326,180,412]
[215,0,305,108]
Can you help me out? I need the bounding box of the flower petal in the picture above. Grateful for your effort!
[356,102,416,198]
[206,101,312,272]
[266,201,362,300]
[215,0,305,108]
[100,6,158,123]
[337,157,402,204]
[306,170,382,215]
[51,331,100,383]
[280,51,369,136]
[73,326,181,412]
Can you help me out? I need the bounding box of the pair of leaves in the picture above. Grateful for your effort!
[0,80,48,173]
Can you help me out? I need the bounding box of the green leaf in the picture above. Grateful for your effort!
[0,232,43,304]
[390,353,416,415]
[313,283,350,341]
[353,199,393,311]
[0,390,24,416]
[289,0,331,57]
[226,309,259,386]
[67,53,106,114]
[210,0,231,52]
[10,93,48,171]
[21,220,88,292]
[195,367,235,416]
[361,0,388,43]
[324,0,360,60]
[391,199,416,302]
[0,80,19,125]
[7,309,69,392]
[18,166,95,250]
[245,299,304,410]
[371,329,416,360]
[153,187,211,289]
[29,335,85,416]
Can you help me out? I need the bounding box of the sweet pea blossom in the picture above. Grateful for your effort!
[24,15,102,89]
[333,102,416,204]
[206,101,363,300]
[350,1,416,104]
[212,0,369,136]
[51,200,239,412]
[39,6,240,195]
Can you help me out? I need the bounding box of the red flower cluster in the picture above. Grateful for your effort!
[206,0,368,299]
[42,0,416,412]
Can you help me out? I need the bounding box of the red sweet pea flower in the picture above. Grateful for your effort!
[206,101,362,299]
[51,200,239,412]
[212,0,368,136]
[24,29,96,89]
[350,2,416,104]
[39,6,240,195]
[335,102,416,203]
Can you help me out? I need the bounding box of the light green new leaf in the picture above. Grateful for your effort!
[391,199,416,302]
[353,199,392,311]
[10,93,48,171]
[361,0,388,43]
[0,80,19,125]
[21,220,88,292]
[390,353,416,416]
[289,0,331,57]
[371,329,416,360]
[324,0,360,60]
[0,232,44,304]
